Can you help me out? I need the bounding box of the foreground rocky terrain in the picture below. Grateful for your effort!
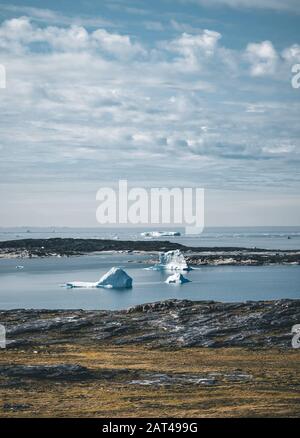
[0,344,299,417]
[0,299,299,417]
[0,238,299,265]
[2,299,299,349]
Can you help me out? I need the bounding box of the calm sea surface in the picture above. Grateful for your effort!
[0,253,299,310]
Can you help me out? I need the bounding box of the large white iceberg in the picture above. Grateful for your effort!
[152,250,190,271]
[97,267,133,289]
[66,267,133,289]
[165,273,190,284]
[141,231,181,238]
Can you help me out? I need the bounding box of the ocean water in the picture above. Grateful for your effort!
[0,253,299,310]
[0,226,299,250]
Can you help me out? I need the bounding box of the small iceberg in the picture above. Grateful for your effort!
[165,273,190,284]
[151,250,190,271]
[141,231,181,238]
[66,267,133,289]
[16,265,24,270]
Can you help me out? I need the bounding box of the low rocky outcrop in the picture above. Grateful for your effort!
[129,370,252,386]
[0,364,93,380]
[0,364,253,387]
[1,299,299,349]
[0,238,299,265]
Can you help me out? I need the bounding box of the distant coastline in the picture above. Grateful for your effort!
[0,238,299,265]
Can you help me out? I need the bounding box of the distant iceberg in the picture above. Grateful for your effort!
[141,231,181,238]
[165,273,190,284]
[66,267,133,289]
[151,250,190,271]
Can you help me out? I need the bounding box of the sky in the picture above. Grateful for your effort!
[0,0,299,227]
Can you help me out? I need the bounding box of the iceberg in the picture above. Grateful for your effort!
[165,273,190,284]
[97,267,133,289]
[141,231,181,238]
[152,250,190,271]
[66,267,133,289]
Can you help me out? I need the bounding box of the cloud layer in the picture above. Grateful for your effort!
[0,13,299,198]
[183,0,300,14]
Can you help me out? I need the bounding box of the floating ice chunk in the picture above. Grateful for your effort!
[97,267,133,289]
[65,281,97,289]
[16,265,24,270]
[165,273,190,284]
[141,231,181,238]
[66,267,132,289]
[152,250,190,271]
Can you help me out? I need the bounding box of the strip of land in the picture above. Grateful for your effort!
[0,238,299,265]
[0,299,299,417]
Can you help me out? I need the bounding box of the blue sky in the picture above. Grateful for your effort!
[0,0,299,227]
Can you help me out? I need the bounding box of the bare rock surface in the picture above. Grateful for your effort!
[1,299,299,349]
[0,364,93,380]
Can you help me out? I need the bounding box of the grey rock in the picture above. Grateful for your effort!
[2,403,32,412]
[1,299,299,349]
[129,370,252,386]
[0,364,93,380]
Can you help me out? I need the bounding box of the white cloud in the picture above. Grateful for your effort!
[166,29,221,55]
[161,29,221,70]
[282,44,300,63]
[245,40,278,76]
[170,20,207,34]
[180,0,300,14]
[0,4,113,27]
[0,17,145,58]
[92,28,145,58]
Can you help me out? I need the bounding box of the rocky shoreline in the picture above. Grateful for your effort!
[0,238,299,265]
[185,251,300,266]
[2,298,299,349]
